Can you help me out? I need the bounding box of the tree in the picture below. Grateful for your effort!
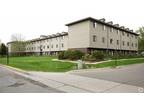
[0,43,7,56]
[136,27,144,52]
[10,33,26,56]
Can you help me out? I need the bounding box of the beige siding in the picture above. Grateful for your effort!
[68,20,90,48]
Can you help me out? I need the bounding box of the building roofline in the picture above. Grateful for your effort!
[65,17,139,36]
[28,32,68,42]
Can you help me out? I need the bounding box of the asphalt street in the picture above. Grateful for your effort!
[72,63,144,87]
[0,66,63,93]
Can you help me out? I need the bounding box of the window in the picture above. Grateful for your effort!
[132,43,134,47]
[127,42,129,46]
[117,40,119,45]
[103,25,106,31]
[51,45,53,48]
[93,35,97,42]
[110,39,113,44]
[47,45,49,49]
[110,28,113,32]
[93,22,97,28]
[135,43,137,47]
[43,46,45,49]
[135,36,137,39]
[122,31,125,36]
[123,41,125,46]
[56,44,58,48]
[61,43,64,48]
[102,37,105,43]
[117,30,119,34]
[127,33,129,37]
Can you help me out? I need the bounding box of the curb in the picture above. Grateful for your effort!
[0,64,89,92]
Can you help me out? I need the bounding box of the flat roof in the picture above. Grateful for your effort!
[65,17,139,36]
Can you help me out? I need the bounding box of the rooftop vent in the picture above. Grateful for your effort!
[99,18,105,22]
[120,26,125,29]
[56,33,61,36]
[52,34,56,37]
[126,28,129,31]
[40,35,48,39]
[107,21,113,25]
[114,24,119,27]
[61,32,68,35]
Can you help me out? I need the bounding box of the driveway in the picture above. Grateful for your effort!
[0,65,63,93]
[71,63,144,88]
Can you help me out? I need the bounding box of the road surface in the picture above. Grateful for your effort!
[72,63,144,88]
[0,65,63,93]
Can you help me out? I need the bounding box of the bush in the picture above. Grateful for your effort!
[58,50,84,60]
[58,51,65,60]
[82,54,96,62]
[91,51,105,61]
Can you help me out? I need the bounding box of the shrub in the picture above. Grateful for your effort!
[82,54,96,62]
[58,50,84,60]
[91,51,105,61]
[58,51,65,60]
[68,50,84,60]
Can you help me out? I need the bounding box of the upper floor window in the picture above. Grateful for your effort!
[93,35,97,42]
[93,22,97,28]
[122,41,125,46]
[122,31,125,36]
[110,28,113,32]
[135,43,137,47]
[135,36,137,39]
[103,25,106,31]
[56,44,58,48]
[110,39,113,44]
[117,40,119,45]
[102,37,105,43]
[132,43,134,47]
[127,42,129,46]
[61,43,64,48]
[43,46,45,49]
[51,45,53,48]
[127,33,129,37]
[47,45,49,49]
[117,30,119,34]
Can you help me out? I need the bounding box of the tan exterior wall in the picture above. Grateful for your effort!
[68,20,90,49]
[89,21,138,51]
[25,35,68,54]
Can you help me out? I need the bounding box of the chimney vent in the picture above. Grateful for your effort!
[107,21,113,25]
[99,18,105,22]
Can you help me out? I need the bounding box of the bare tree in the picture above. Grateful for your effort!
[10,33,26,56]
[11,33,25,41]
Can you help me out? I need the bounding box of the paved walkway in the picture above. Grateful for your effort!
[0,65,63,93]
[71,63,144,88]
[0,64,143,93]
[26,71,142,93]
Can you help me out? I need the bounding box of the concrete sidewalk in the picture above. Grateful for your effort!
[1,65,143,93]
[25,71,142,93]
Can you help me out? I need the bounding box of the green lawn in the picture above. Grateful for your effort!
[87,58,144,68]
[0,56,144,72]
[0,56,76,72]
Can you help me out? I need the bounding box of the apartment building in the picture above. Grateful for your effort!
[7,17,139,55]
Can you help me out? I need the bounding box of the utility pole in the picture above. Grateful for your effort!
[6,46,9,65]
